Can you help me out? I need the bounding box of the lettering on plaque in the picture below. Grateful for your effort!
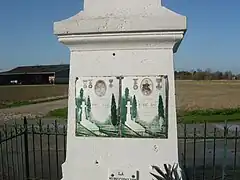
[108,169,138,180]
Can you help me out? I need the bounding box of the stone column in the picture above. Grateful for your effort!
[54,0,187,179]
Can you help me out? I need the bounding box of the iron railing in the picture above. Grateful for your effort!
[179,121,240,180]
[0,118,66,180]
[0,118,239,180]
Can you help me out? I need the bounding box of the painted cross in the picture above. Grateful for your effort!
[81,101,87,120]
[126,101,132,115]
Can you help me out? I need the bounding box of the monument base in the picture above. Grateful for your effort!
[61,162,185,180]
[60,135,184,180]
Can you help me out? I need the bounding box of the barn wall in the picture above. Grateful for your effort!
[55,69,69,84]
[0,73,54,85]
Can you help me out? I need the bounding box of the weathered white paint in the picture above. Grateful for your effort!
[54,0,186,53]
[54,0,187,179]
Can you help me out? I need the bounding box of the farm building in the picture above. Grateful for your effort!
[0,64,69,85]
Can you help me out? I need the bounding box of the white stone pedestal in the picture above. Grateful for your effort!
[54,0,187,179]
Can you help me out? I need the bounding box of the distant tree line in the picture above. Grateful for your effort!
[175,69,240,80]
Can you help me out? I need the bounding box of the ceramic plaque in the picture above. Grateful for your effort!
[75,75,168,138]
[120,75,169,138]
[75,76,119,137]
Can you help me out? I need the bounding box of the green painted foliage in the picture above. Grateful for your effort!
[111,94,118,126]
[125,87,129,99]
[76,88,84,109]
[158,95,164,119]
[79,88,84,104]
[121,88,130,124]
[132,95,137,119]
[76,88,85,122]
[86,96,91,119]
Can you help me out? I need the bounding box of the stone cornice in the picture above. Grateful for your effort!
[57,31,185,52]
[54,13,186,36]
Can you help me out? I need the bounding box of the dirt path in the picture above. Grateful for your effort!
[0,99,68,122]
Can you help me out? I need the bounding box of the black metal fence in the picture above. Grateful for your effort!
[0,118,239,180]
[179,122,240,180]
[0,118,66,180]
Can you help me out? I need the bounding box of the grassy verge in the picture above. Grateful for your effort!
[47,107,68,118]
[47,107,240,123]
[179,113,240,123]
[178,108,240,123]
